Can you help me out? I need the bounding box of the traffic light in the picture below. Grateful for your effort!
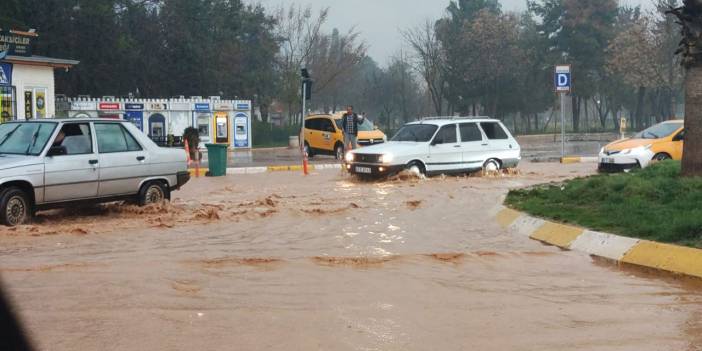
[301,68,312,101]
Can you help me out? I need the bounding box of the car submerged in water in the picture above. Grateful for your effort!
[598,120,684,172]
[345,117,521,177]
[0,119,190,226]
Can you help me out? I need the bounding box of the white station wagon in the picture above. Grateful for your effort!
[0,119,190,226]
[345,117,521,177]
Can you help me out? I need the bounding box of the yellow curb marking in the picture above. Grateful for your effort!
[530,222,584,249]
[622,241,702,279]
[560,156,582,164]
[188,168,208,177]
[496,208,522,228]
[267,165,314,172]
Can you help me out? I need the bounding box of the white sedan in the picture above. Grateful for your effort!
[345,117,521,177]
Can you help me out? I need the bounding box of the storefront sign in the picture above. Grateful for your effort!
[148,102,168,111]
[236,102,250,110]
[125,103,144,110]
[195,103,210,111]
[35,90,46,118]
[99,102,120,110]
[214,102,233,111]
[24,90,33,119]
[0,30,35,57]
[71,101,97,111]
[0,63,12,85]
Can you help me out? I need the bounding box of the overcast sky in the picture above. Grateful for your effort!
[249,0,655,66]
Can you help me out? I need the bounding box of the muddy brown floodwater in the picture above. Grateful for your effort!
[1,163,701,351]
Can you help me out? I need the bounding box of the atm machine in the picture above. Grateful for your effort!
[213,111,230,145]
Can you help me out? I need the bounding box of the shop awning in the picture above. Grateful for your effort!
[3,55,80,69]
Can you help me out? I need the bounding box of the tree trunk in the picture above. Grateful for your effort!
[571,96,580,132]
[682,66,702,176]
[634,86,646,130]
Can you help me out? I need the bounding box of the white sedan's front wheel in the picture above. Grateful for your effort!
[1,187,30,226]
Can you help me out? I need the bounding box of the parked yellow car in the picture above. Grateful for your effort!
[302,113,387,159]
[598,120,684,172]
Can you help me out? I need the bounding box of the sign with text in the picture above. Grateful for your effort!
[99,102,120,110]
[194,103,210,111]
[0,30,36,57]
[554,65,571,93]
[71,101,97,111]
[125,103,144,110]
[24,90,33,119]
[148,102,167,111]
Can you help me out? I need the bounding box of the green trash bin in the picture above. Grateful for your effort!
[205,144,228,177]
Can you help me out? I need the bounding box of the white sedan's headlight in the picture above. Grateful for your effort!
[380,153,394,164]
[345,152,354,162]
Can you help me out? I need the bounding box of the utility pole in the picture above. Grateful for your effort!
[555,65,571,158]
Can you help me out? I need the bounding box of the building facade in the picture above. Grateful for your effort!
[0,29,79,122]
[57,97,253,149]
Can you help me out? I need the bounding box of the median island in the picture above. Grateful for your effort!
[506,161,702,249]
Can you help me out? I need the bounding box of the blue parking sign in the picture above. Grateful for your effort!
[554,65,571,92]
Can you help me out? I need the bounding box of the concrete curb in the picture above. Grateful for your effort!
[560,156,598,164]
[189,163,342,176]
[496,206,702,279]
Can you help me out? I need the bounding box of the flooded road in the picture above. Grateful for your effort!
[1,163,701,350]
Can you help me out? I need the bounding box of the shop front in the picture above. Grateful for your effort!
[124,103,144,131]
[147,102,169,144]
[98,102,122,119]
[193,102,212,148]
[0,29,79,121]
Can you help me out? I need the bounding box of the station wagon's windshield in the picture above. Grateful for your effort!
[635,123,682,139]
[391,124,438,142]
[334,118,376,132]
[0,122,58,155]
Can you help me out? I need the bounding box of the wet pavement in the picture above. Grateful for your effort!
[1,162,701,350]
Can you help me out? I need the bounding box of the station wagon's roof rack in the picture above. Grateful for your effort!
[420,116,492,121]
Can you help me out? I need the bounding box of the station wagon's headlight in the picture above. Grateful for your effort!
[380,153,394,164]
[345,152,354,162]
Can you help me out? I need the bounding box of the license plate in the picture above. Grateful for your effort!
[602,157,615,164]
[355,166,372,174]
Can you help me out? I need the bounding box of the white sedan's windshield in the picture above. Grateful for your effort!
[0,122,58,155]
[391,124,438,142]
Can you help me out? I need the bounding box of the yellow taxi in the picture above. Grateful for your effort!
[598,120,684,172]
[302,113,387,159]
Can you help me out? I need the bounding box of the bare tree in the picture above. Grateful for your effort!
[306,27,368,112]
[274,4,329,125]
[402,20,447,116]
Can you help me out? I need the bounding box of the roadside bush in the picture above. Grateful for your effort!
[252,121,299,148]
